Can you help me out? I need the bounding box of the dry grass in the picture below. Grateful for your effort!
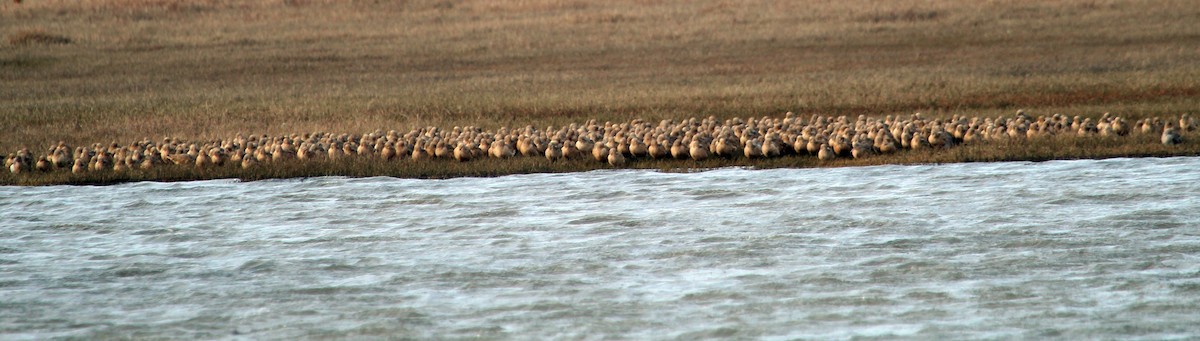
[7,29,71,45]
[2,0,1199,182]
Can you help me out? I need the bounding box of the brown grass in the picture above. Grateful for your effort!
[7,29,70,45]
[2,0,1199,183]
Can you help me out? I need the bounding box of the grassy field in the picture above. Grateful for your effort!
[2,0,1199,183]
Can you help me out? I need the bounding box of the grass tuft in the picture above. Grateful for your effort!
[7,29,71,46]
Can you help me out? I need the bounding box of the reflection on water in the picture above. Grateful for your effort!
[2,157,1200,339]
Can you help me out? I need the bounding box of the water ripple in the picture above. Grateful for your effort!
[1,157,1199,339]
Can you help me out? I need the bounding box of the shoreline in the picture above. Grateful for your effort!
[5,113,1197,186]
[5,152,1199,187]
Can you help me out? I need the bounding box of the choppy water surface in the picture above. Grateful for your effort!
[3,157,1200,340]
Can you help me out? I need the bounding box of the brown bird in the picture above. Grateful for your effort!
[607,148,626,167]
[818,143,836,161]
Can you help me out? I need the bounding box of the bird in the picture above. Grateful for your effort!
[72,158,87,174]
[670,140,688,159]
[592,142,609,162]
[561,142,580,159]
[1162,123,1184,145]
[411,143,431,160]
[818,143,835,161]
[743,139,762,158]
[380,142,397,161]
[453,142,473,162]
[688,140,709,161]
[545,141,563,161]
[607,148,626,167]
[2,111,1186,181]
[241,154,258,169]
[8,157,24,174]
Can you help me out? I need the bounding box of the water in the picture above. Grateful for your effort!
[2,157,1200,340]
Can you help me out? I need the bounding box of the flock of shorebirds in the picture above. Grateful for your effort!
[4,111,1195,175]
